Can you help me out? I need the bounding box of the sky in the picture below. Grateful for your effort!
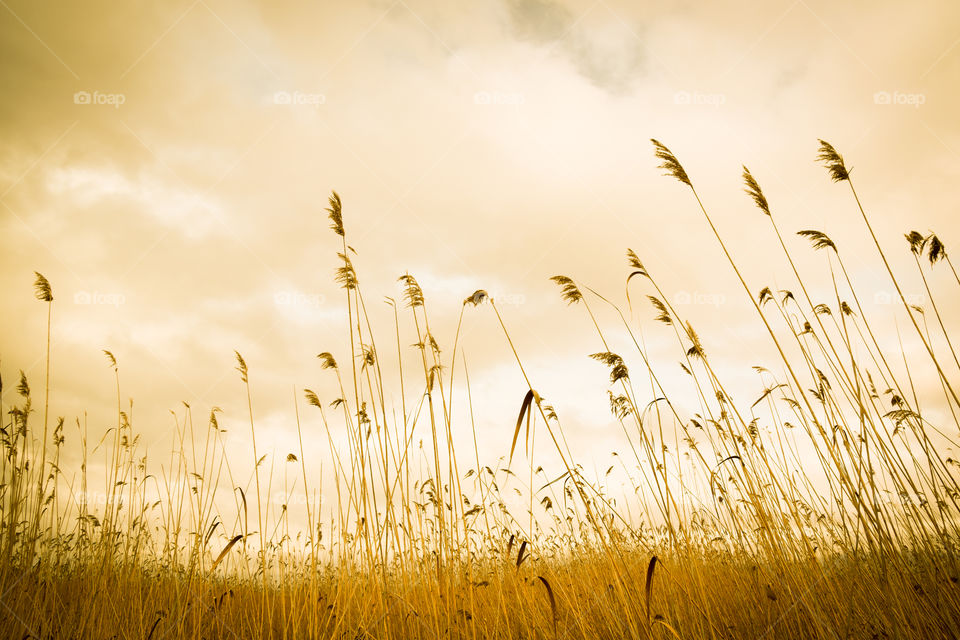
[1,0,959,527]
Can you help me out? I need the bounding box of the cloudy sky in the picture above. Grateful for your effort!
[2,0,959,523]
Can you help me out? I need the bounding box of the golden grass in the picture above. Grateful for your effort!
[1,140,960,638]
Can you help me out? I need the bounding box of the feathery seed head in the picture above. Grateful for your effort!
[327,191,344,237]
[316,352,338,370]
[927,234,945,265]
[543,404,558,421]
[234,351,248,383]
[608,392,631,420]
[335,253,358,290]
[758,287,773,306]
[742,167,770,216]
[304,389,322,409]
[626,249,646,274]
[33,272,53,302]
[905,231,926,256]
[686,345,704,359]
[17,370,29,397]
[590,351,622,368]
[648,296,672,325]
[209,407,222,431]
[550,275,583,305]
[651,139,691,186]
[398,274,424,308]
[464,289,488,306]
[361,344,376,368]
[816,140,850,182]
[797,230,837,252]
[685,322,704,358]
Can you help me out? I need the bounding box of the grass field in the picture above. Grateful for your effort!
[1,140,959,639]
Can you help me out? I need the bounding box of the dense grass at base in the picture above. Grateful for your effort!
[1,551,957,638]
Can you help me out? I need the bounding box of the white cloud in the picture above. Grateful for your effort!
[46,166,224,240]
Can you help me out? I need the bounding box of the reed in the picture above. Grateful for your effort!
[0,142,958,639]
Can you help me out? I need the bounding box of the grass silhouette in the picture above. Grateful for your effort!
[1,140,959,638]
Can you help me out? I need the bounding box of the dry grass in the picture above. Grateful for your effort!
[1,140,959,639]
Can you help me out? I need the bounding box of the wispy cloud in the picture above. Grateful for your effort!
[505,0,646,94]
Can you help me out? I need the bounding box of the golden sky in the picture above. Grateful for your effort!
[2,0,959,507]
